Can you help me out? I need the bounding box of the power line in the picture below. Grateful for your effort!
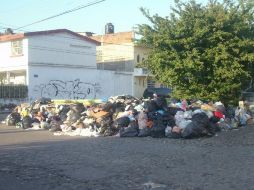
[15,0,106,30]
[1,25,138,47]
[1,21,139,48]
[1,21,145,53]
[0,26,140,49]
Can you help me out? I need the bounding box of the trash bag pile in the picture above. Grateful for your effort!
[0,103,16,112]
[4,96,254,139]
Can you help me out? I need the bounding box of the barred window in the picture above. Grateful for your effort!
[147,78,155,88]
[11,40,23,56]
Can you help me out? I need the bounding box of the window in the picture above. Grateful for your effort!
[11,40,23,56]
[137,54,140,63]
[147,78,155,88]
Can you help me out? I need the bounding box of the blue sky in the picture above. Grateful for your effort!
[0,0,209,35]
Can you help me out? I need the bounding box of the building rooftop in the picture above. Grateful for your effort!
[89,31,134,45]
[0,29,100,45]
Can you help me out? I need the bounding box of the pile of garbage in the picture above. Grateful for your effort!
[0,103,17,112]
[4,95,254,139]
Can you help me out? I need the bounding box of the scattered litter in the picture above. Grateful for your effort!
[3,95,254,139]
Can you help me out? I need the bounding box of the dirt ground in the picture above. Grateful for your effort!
[1,113,254,190]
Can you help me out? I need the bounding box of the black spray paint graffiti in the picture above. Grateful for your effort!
[33,79,101,99]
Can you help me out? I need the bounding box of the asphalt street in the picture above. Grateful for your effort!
[0,113,254,190]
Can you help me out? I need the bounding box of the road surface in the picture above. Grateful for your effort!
[0,114,254,190]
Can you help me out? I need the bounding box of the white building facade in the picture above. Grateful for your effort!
[0,29,133,102]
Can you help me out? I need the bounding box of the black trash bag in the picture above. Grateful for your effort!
[190,106,201,111]
[5,112,21,126]
[147,111,163,121]
[225,105,235,119]
[210,116,220,123]
[167,132,182,138]
[207,121,221,135]
[22,116,32,129]
[144,100,159,113]
[32,117,40,124]
[114,102,125,112]
[103,127,118,136]
[120,121,139,137]
[150,119,166,138]
[167,107,184,116]
[115,106,125,114]
[181,112,210,139]
[71,103,85,113]
[138,127,151,137]
[58,105,70,121]
[38,97,51,104]
[159,110,175,126]
[112,116,130,129]
[181,122,207,138]
[165,127,182,139]
[126,95,138,100]
[97,116,112,135]
[154,97,167,110]
[49,116,62,132]
[100,102,114,112]
[130,108,139,117]
[163,114,175,127]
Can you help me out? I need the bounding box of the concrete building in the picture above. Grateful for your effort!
[0,29,134,102]
[88,30,159,98]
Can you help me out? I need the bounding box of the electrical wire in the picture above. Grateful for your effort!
[0,1,144,68]
[15,0,106,30]
[0,22,139,48]
[1,20,146,60]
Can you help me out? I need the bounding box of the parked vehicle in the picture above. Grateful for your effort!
[143,87,172,99]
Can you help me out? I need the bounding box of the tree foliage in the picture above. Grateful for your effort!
[138,0,254,104]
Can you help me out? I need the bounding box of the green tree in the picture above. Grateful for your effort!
[138,0,254,104]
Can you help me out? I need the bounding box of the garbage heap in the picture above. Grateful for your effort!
[4,95,254,139]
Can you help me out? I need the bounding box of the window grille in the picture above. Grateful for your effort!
[11,40,23,56]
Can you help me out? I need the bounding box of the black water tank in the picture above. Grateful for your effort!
[105,23,114,34]
[5,28,14,34]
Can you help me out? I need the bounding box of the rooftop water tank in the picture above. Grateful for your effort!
[105,23,114,34]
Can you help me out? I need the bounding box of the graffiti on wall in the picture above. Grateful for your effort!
[33,79,101,99]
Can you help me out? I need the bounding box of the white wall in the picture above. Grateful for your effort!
[0,39,28,72]
[28,32,96,68]
[133,76,147,98]
[112,71,133,96]
[28,66,133,100]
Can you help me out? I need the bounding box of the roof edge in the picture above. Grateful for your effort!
[0,33,24,42]
[24,29,100,45]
